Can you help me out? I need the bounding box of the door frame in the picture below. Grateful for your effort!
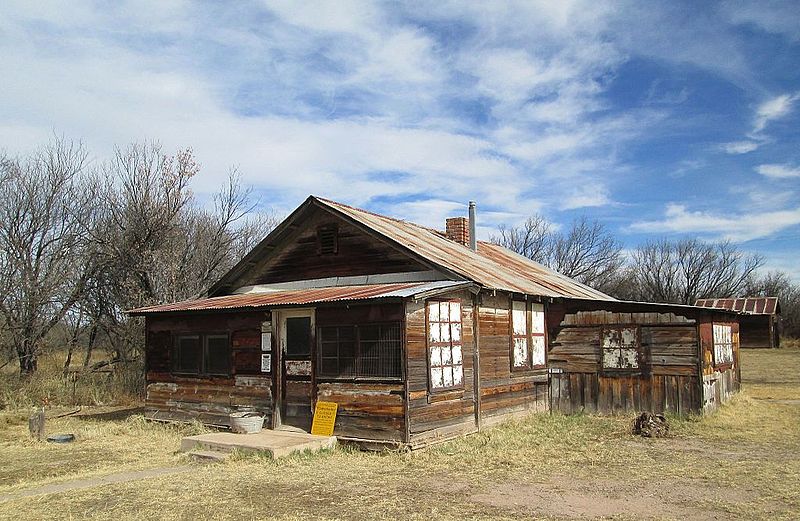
[273,308,316,429]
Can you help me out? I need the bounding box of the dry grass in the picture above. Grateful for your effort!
[0,348,798,520]
[0,412,206,493]
[0,351,143,409]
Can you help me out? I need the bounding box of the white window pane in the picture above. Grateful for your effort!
[603,348,621,368]
[602,329,619,348]
[621,327,637,346]
[431,367,443,388]
[452,322,461,342]
[452,344,462,364]
[441,323,451,342]
[428,301,440,322]
[512,301,527,335]
[449,301,461,322]
[531,303,545,334]
[531,336,545,366]
[440,301,449,322]
[441,345,452,365]
[430,346,442,367]
[513,337,528,367]
[453,364,463,385]
[443,366,454,387]
[620,348,639,368]
[429,322,440,343]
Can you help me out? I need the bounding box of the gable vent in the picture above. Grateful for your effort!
[317,225,338,255]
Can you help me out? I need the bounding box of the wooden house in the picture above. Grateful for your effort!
[130,196,741,448]
[695,298,781,348]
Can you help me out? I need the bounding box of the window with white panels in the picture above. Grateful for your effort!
[427,300,464,391]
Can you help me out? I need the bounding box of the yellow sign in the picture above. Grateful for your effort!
[311,401,338,436]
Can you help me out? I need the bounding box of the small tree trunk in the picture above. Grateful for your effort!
[82,323,98,368]
[18,345,38,376]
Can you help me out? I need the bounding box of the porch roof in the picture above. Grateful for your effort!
[128,281,472,315]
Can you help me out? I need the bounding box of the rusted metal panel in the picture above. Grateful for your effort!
[694,297,779,315]
[305,197,615,300]
[130,282,467,315]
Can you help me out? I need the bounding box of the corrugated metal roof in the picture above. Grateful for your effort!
[315,197,614,301]
[694,297,780,315]
[129,281,470,315]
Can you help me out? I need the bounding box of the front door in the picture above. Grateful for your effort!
[279,309,315,431]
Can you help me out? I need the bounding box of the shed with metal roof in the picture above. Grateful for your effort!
[695,297,781,348]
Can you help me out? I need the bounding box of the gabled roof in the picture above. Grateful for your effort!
[209,196,614,301]
[695,297,780,315]
[130,281,473,315]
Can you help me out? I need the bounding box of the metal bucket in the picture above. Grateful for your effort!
[229,412,264,434]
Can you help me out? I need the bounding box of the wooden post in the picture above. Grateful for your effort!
[28,407,45,440]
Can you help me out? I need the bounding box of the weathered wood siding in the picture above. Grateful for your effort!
[477,293,549,426]
[739,315,775,349]
[699,320,740,413]
[145,312,272,426]
[406,290,477,447]
[314,303,406,442]
[245,206,430,285]
[549,309,702,415]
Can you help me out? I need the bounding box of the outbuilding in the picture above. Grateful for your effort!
[695,297,780,348]
[131,196,741,448]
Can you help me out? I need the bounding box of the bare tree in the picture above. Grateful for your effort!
[549,217,625,293]
[492,214,624,294]
[630,239,763,305]
[491,215,551,263]
[0,139,98,375]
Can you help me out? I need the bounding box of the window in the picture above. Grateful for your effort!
[511,301,546,370]
[318,323,401,379]
[601,327,639,371]
[713,324,734,366]
[427,300,464,391]
[173,333,230,376]
[286,317,311,357]
[317,225,338,254]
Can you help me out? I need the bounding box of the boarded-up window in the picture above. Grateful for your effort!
[511,301,546,370]
[173,333,230,376]
[601,327,639,371]
[713,324,734,366]
[427,300,464,391]
[318,323,401,379]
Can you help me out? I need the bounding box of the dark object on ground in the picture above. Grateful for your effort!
[74,406,143,421]
[46,434,76,443]
[632,412,669,438]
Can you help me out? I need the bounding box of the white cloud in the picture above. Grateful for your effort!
[721,140,761,154]
[756,164,800,179]
[630,203,800,242]
[752,92,799,133]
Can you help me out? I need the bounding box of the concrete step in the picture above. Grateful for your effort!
[181,429,337,459]
[187,450,230,462]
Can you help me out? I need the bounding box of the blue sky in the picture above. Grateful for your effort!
[1,1,799,279]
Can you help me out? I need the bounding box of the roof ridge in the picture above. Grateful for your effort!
[314,196,453,236]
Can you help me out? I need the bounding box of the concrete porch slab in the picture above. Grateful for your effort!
[180,429,337,459]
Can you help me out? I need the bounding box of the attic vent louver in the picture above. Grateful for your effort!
[317,225,338,255]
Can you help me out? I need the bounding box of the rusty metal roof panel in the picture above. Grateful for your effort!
[316,198,615,301]
[129,281,468,315]
[694,297,779,315]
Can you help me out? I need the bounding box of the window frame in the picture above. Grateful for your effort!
[316,322,403,381]
[712,323,734,369]
[600,325,642,375]
[509,300,547,372]
[426,299,465,393]
[172,331,231,377]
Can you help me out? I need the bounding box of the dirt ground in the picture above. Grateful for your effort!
[0,347,798,520]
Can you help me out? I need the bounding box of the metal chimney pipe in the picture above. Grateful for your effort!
[468,201,477,251]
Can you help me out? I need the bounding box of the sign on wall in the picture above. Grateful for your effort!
[260,353,272,373]
[310,401,338,436]
[261,321,272,373]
